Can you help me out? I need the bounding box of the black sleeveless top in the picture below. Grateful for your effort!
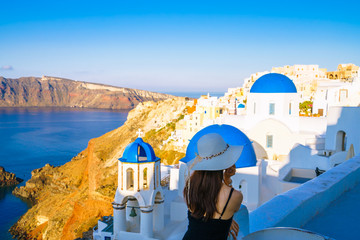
[183,188,234,240]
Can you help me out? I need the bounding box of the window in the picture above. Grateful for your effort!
[253,102,256,114]
[126,168,134,190]
[339,89,348,102]
[289,103,292,115]
[156,166,159,188]
[143,168,148,189]
[266,135,273,148]
[138,146,147,161]
[269,103,275,115]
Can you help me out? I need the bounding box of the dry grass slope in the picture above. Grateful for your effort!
[10,98,189,240]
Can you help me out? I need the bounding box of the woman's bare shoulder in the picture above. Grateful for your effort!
[223,185,243,201]
[232,189,243,202]
[231,189,243,211]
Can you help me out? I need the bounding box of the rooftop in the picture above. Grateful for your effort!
[250,73,297,93]
[119,137,160,163]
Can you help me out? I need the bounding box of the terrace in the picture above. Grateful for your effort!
[236,155,360,239]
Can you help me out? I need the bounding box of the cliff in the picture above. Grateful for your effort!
[0,166,23,187]
[11,97,190,240]
[0,76,172,109]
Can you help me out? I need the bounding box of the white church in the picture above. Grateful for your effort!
[93,73,360,240]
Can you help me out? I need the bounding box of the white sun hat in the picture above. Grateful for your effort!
[188,133,244,171]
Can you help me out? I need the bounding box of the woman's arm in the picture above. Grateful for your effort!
[228,190,243,240]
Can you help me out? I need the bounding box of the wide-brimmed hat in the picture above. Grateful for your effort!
[188,133,243,171]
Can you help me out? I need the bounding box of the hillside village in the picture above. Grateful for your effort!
[171,63,359,153]
[93,63,360,240]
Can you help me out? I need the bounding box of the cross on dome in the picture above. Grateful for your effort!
[136,129,144,138]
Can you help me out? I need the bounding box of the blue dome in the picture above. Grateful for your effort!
[237,103,245,108]
[119,138,160,163]
[180,124,257,168]
[250,73,297,93]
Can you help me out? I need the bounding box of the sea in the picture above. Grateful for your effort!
[0,91,225,239]
[0,107,128,239]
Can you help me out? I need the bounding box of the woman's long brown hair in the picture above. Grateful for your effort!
[183,170,223,221]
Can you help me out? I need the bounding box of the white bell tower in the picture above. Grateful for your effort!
[112,130,164,239]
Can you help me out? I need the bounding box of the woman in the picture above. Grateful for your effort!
[183,133,244,240]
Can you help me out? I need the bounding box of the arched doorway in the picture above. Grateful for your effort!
[336,131,346,152]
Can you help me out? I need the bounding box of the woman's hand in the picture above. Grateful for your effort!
[228,219,239,240]
[224,164,236,187]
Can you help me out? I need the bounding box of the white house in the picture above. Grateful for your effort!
[219,73,327,160]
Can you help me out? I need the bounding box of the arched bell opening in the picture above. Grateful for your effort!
[126,197,141,233]
[126,168,134,190]
[143,168,148,190]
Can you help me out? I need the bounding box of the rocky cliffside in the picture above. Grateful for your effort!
[0,167,23,187]
[11,97,190,240]
[0,76,172,109]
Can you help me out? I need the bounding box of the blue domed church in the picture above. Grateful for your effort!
[241,73,301,160]
[112,135,164,239]
[247,73,299,122]
[174,124,260,213]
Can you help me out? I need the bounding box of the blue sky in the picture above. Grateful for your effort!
[0,1,359,92]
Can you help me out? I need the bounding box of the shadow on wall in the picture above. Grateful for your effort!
[325,107,360,156]
[279,144,330,181]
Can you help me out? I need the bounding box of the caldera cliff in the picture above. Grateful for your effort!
[0,76,172,109]
[11,97,191,240]
[0,167,23,187]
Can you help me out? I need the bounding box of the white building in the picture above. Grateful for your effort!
[94,136,164,240]
[312,76,360,116]
[220,73,326,160]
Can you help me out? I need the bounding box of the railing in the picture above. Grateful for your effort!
[235,155,360,239]
[161,175,170,187]
[248,155,360,233]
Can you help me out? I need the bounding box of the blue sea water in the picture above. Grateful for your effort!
[0,107,128,239]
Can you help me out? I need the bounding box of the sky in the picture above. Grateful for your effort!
[0,0,360,93]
